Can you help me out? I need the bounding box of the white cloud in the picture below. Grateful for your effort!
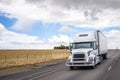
[0,27,42,43]
[0,23,72,49]
[105,30,120,49]
[0,23,7,32]
[0,0,120,30]
[0,41,55,49]
[48,34,70,43]
[1,23,120,49]
[11,17,35,31]
[48,34,73,47]
[59,26,76,32]
[0,23,55,49]
[0,0,120,49]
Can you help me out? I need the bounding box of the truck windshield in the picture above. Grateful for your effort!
[72,42,93,49]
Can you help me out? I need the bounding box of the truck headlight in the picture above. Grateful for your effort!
[87,50,92,56]
[67,59,71,62]
[89,57,94,61]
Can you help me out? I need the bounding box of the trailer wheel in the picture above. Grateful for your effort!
[102,54,107,59]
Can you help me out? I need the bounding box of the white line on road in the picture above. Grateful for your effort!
[112,53,120,59]
[29,70,58,80]
[29,68,65,80]
[108,66,112,71]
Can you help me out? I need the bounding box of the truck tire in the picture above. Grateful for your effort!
[91,65,95,69]
[90,64,95,69]
[69,66,74,70]
[98,56,102,64]
[91,59,96,69]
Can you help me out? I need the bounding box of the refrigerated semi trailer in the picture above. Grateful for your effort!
[66,30,107,69]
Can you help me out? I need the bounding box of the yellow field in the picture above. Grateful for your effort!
[0,50,70,69]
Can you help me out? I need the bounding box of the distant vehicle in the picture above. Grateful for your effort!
[66,30,108,69]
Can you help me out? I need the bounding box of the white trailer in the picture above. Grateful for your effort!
[66,30,107,69]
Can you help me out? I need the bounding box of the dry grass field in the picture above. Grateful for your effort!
[0,50,70,69]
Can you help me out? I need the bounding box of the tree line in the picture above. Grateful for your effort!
[54,44,69,49]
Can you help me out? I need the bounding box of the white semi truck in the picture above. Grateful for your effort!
[66,30,107,69]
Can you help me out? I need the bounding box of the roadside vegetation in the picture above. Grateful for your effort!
[0,50,70,69]
[54,44,69,49]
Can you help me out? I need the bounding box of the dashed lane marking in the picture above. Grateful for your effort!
[108,66,112,71]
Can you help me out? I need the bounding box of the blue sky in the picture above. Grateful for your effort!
[0,0,120,49]
[0,15,97,41]
[0,15,16,29]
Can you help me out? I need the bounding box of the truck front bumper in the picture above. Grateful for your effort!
[66,61,94,67]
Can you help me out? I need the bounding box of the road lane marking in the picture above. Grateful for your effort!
[108,66,112,70]
[112,53,120,59]
[29,68,65,80]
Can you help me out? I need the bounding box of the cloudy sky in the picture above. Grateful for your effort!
[0,0,120,49]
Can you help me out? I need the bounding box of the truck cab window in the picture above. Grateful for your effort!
[72,42,93,49]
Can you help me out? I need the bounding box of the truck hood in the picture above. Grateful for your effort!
[72,48,93,53]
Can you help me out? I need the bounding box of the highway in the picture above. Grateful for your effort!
[0,50,120,80]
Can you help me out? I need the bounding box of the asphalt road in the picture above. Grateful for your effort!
[0,50,120,80]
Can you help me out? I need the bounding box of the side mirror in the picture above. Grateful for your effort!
[94,44,99,50]
[69,43,72,52]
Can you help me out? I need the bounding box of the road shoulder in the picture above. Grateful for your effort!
[0,59,66,77]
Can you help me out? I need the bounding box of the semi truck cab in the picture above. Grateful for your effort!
[66,30,107,69]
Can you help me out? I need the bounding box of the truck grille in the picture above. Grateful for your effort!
[73,54,85,61]
[73,54,85,58]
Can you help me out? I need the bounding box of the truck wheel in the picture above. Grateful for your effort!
[91,59,96,69]
[103,54,107,59]
[69,66,74,70]
[91,63,96,69]
[98,56,102,64]
[91,65,95,69]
